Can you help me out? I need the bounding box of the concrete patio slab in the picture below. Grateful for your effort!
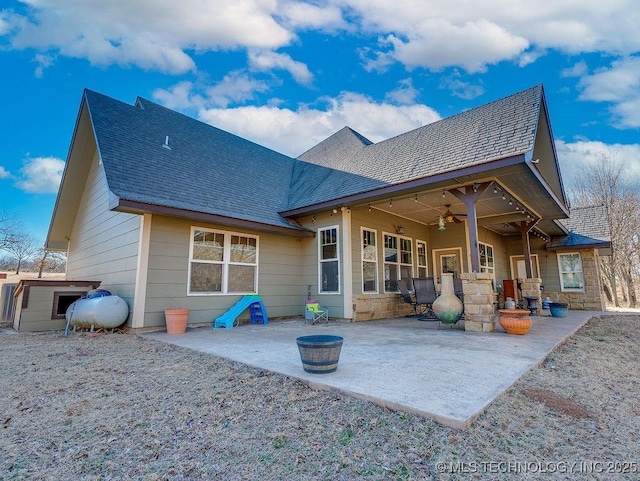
[143,311,603,428]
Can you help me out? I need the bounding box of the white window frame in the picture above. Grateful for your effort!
[318,225,340,294]
[188,227,259,295]
[557,252,585,291]
[416,240,428,280]
[361,227,378,294]
[478,241,495,276]
[383,232,414,293]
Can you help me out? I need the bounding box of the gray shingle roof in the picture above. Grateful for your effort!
[84,85,548,231]
[559,204,610,241]
[290,85,543,209]
[549,204,611,249]
[85,90,306,230]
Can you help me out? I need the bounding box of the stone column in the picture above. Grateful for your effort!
[460,272,495,332]
[520,278,542,314]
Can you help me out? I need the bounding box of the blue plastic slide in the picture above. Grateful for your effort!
[214,295,268,328]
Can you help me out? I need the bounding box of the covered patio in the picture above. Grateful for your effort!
[143,310,600,428]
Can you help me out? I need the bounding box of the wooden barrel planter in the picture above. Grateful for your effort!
[497,309,532,335]
[296,335,343,374]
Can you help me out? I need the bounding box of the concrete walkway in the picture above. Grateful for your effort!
[143,311,603,428]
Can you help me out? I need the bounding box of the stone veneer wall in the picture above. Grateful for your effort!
[352,294,409,321]
[520,278,542,314]
[460,272,495,332]
[543,249,605,311]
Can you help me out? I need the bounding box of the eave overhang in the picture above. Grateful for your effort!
[113,197,315,238]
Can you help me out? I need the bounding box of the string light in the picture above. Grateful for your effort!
[368,204,371,212]
[502,193,506,200]
[389,199,393,207]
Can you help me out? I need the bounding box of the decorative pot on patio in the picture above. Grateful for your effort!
[548,302,569,318]
[432,273,463,324]
[498,309,532,335]
[165,308,189,334]
[296,335,343,374]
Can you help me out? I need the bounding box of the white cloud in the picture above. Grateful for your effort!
[385,78,420,105]
[197,91,440,157]
[4,0,640,76]
[280,2,345,30]
[386,19,529,73]
[555,139,640,190]
[0,166,12,179]
[5,0,293,74]
[578,56,640,128]
[15,156,65,194]
[248,50,313,85]
[337,0,640,71]
[561,61,588,78]
[439,73,484,99]
[33,53,55,78]
[205,71,270,108]
[154,72,270,109]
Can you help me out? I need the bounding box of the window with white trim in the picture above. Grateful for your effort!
[479,242,494,275]
[189,228,258,294]
[319,226,340,293]
[558,252,584,291]
[361,228,378,293]
[416,240,428,279]
[383,233,413,292]
[479,242,495,289]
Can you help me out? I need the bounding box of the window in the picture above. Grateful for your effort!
[558,252,584,291]
[479,242,495,289]
[361,228,378,293]
[319,226,339,293]
[479,242,494,275]
[384,233,413,292]
[416,240,428,278]
[189,228,258,294]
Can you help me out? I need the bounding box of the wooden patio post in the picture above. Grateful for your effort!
[450,182,491,272]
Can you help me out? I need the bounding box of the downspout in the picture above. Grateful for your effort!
[341,207,353,320]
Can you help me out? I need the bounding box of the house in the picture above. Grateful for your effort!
[45,84,611,332]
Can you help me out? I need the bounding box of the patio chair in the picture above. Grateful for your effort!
[453,277,465,320]
[412,277,438,321]
[305,300,329,324]
[397,279,424,317]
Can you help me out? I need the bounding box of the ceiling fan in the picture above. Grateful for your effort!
[429,205,466,230]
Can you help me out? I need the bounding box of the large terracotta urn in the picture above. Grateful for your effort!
[432,273,464,324]
[498,309,532,335]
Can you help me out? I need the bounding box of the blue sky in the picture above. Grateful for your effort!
[1,0,639,244]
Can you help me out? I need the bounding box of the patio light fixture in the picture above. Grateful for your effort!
[438,216,446,231]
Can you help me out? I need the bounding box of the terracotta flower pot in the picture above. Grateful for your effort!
[498,309,532,335]
[164,308,189,334]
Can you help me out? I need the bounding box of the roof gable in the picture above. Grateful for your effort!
[288,85,544,210]
[84,90,304,231]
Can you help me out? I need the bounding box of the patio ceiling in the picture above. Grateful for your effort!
[362,170,568,239]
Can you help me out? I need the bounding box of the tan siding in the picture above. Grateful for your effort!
[143,216,306,328]
[66,150,140,323]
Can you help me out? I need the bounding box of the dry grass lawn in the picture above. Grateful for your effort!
[1,314,639,480]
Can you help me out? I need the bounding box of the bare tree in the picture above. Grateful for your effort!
[35,249,67,278]
[0,210,20,250]
[571,154,640,307]
[3,233,41,274]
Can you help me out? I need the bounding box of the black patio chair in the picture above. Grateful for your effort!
[413,277,438,321]
[397,279,423,317]
[453,277,465,320]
